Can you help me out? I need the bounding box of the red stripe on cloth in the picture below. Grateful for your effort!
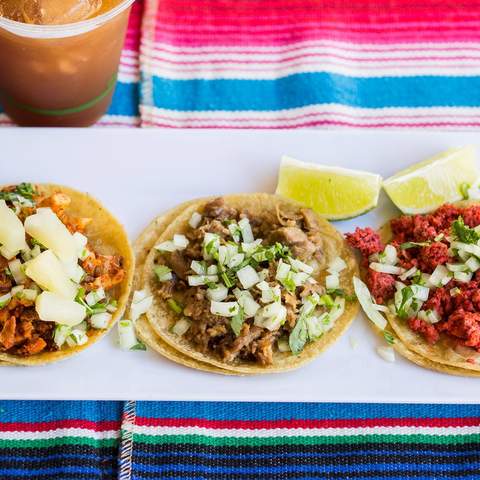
[0,420,120,432]
[135,417,480,429]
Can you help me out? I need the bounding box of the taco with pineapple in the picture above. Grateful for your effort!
[0,183,134,365]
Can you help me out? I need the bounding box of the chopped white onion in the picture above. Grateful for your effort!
[22,288,38,302]
[410,284,430,301]
[187,274,219,286]
[353,277,387,330]
[277,338,290,352]
[227,253,245,269]
[399,266,418,281]
[228,223,241,242]
[207,284,229,302]
[85,288,106,306]
[369,262,405,275]
[238,218,254,243]
[90,312,112,329]
[189,212,202,229]
[0,292,12,307]
[466,256,480,272]
[275,260,291,281]
[155,241,176,253]
[451,241,480,259]
[383,245,398,265]
[325,274,340,290]
[454,271,473,283]
[11,285,24,297]
[172,318,191,336]
[191,260,206,275]
[173,234,189,250]
[210,301,239,317]
[72,232,88,259]
[372,304,389,313]
[290,257,315,274]
[54,325,71,348]
[118,320,138,350]
[377,346,395,363]
[8,258,26,285]
[130,291,153,322]
[427,265,451,288]
[233,289,260,318]
[293,271,310,287]
[237,265,260,289]
[446,263,469,272]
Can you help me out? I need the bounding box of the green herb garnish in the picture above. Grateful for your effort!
[452,216,480,244]
[289,315,309,355]
[0,183,36,203]
[396,286,414,319]
[154,265,172,282]
[230,307,245,337]
[400,241,430,250]
[460,182,471,200]
[167,298,183,315]
[131,342,147,351]
[383,330,395,345]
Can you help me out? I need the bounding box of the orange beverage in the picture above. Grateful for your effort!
[0,0,134,127]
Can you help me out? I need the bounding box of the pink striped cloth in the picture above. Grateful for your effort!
[138,0,480,129]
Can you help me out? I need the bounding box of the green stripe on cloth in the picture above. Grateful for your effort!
[133,433,480,446]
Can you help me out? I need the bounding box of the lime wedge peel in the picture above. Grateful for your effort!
[382,145,479,215]
[275,156,382,221]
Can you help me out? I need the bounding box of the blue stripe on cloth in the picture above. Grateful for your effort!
[0,401,122,422]
[135,402,480,420]
[149,74,480,111]
[0,80,139,119]
[107,81,140,117]
[135,462,480,474]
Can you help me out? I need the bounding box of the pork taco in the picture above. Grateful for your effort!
[0,183,134,365]
[138,194,359,374]
[347,201,480,377]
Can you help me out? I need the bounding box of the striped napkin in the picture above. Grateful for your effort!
[139,0,480,129]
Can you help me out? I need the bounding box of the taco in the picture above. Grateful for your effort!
[346,201,480,377]
[0,183,134,365]
[137,194,359,374]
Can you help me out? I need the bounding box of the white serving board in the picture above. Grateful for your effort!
[2,128,480,402]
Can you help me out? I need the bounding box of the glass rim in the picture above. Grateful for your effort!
[0,0,134,38]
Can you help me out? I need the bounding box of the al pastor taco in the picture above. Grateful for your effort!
[138,194,359,374]
[347,201,480,377]
[0,183,134,365]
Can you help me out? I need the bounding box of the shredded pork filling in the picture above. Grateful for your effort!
[154,197,349,366]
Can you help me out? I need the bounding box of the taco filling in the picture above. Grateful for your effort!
[0,183,125,357]
[346,203,480,355]
[151,197,352,366]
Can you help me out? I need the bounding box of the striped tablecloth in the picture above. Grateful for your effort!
[2,1,480,479]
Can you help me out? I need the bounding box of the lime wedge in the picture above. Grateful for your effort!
[275,156,382,220]
[383,146,479,214]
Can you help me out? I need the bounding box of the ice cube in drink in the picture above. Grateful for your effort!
[21,0,102,25]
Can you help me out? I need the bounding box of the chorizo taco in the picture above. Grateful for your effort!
[0,183,134,365]
[347,201,480,377]
[137,194,359,374]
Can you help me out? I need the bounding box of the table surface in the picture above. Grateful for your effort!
[2,128,480,402]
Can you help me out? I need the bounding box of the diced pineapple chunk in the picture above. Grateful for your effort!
[36,291,86,327]
[0,200,27,255]
[24,208,77,264]
[25,250,77,299]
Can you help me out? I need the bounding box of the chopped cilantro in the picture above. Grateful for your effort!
[221,271,235,289]
[319,294,334,308]
[280,272,296,293]
[383,330,395,345]
[230,307,245,336]
[130,342,147,351]
[460,182,471,200]
[0,183,36,203]
[452,216,480,244]
[167,298,183,315]
[289,315,309,355]
[154,265,172,282]
[400,241,430,250]
[396,287,414,319]
[411,270,425,285]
